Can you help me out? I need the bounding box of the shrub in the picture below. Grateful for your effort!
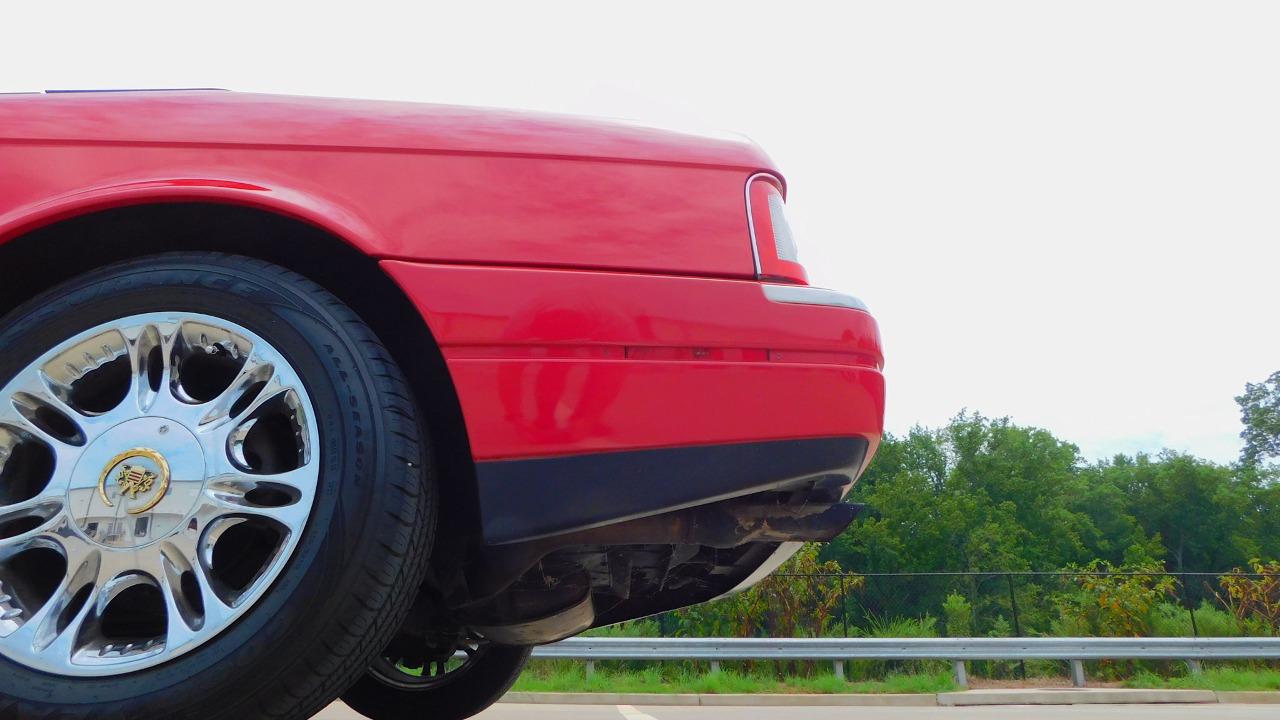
[942,593,974,637]
[673,544,860,641]
[848,615,944,680]
[1150,601,1247,637]
[981,614,1020,678]
[1219,560,1280,635]
[1060,560,1175,637]
[1048,591,1094,637]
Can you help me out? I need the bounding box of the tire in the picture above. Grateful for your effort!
[0,253,435,719]
[342,644,532,720]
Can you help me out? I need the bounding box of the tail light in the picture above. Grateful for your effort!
[747,174,808,285]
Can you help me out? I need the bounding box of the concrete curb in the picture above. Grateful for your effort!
[699,694,935,707]
[1215,691,1280,704]
[503,688,1280,707]
[937,688,1216,706]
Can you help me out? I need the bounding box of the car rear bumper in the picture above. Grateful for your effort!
[382,260,885,544]
[477,436,868,544]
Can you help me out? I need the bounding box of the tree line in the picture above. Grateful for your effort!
[824,369,1280,578]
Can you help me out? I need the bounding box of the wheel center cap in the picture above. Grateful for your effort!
[68,417,207,549]
[98,448,171,515]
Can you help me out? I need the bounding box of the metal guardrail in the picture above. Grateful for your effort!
[533,637,1280,688]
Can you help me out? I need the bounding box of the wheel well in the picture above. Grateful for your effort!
[0,202,482,552]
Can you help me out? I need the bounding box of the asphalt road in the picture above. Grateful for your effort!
[317,702,1280,719]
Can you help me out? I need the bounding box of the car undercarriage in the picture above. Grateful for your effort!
[423,438,869,645]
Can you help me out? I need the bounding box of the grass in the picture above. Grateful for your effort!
[1125,667,1280,692]
[511,661,1280,695]
[511,662,957,695]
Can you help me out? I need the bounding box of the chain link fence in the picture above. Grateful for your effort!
[641,570,1278,641]
[566,569,1279,682]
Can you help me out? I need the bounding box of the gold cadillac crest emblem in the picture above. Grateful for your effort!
[98,448,171,515]
[117,465,158,498]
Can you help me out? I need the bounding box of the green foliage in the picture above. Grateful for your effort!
[846,615,945,680]
[827,412,1093,577]
[1237,370,1280,467]
[987,615,1012,637]
[672,544,856,640]
[513,662,1280,695]
[843,671,956,694]
[1125,667,1280,691]
[1218,560,1280,635]
[978,615,1021,678]
[814,407,1280,634]
[860,614,938,639]
[1057,560,1176,637]
[512,662,956,695]
[1150,601,1246,638]
[941,593,974,637]
[1090,452,1247,573]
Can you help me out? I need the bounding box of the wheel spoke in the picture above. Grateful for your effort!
[15,368,98,436]
[207,463,317,497]
[116,322,171,418]
[201,463,316,529]
[141,539,232,650]
[0,497,65,552]
[135,322,190,420]
[0,379,87,451]
[70,571,162,663]
[28,585,98,664]
[42,384,112,444]
[220,382,296,459]
[192,353,275,434]
[6,326,149,439]
[4,536,100,652]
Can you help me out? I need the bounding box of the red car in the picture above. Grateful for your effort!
[0,90,884,719]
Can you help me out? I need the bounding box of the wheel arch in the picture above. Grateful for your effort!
[0,197,482,564]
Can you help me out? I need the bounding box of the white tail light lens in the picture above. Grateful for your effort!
[747,174,808,284]
[766,192,799,262]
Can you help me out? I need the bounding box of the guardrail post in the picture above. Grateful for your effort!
[1069,659,1086,687]
[833,660,845,681]
[952,660,968,689]
[1187,660,1203,675]
[585,660,596,677]
[710,661,721,674]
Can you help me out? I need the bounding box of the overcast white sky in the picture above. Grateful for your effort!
[5,1,1278,464]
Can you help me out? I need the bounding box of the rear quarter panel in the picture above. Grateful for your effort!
[0,92,768,277]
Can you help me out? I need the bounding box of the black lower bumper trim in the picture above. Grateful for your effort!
[476,437,868,545]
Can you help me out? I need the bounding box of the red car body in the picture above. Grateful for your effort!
[0,90,884,638]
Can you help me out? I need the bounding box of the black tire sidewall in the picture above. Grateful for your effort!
[0,256,428,718]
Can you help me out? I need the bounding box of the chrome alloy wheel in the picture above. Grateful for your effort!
[0,312,319,677]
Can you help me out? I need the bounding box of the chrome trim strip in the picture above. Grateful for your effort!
[744,172,778,276]
[763,284,869,312]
